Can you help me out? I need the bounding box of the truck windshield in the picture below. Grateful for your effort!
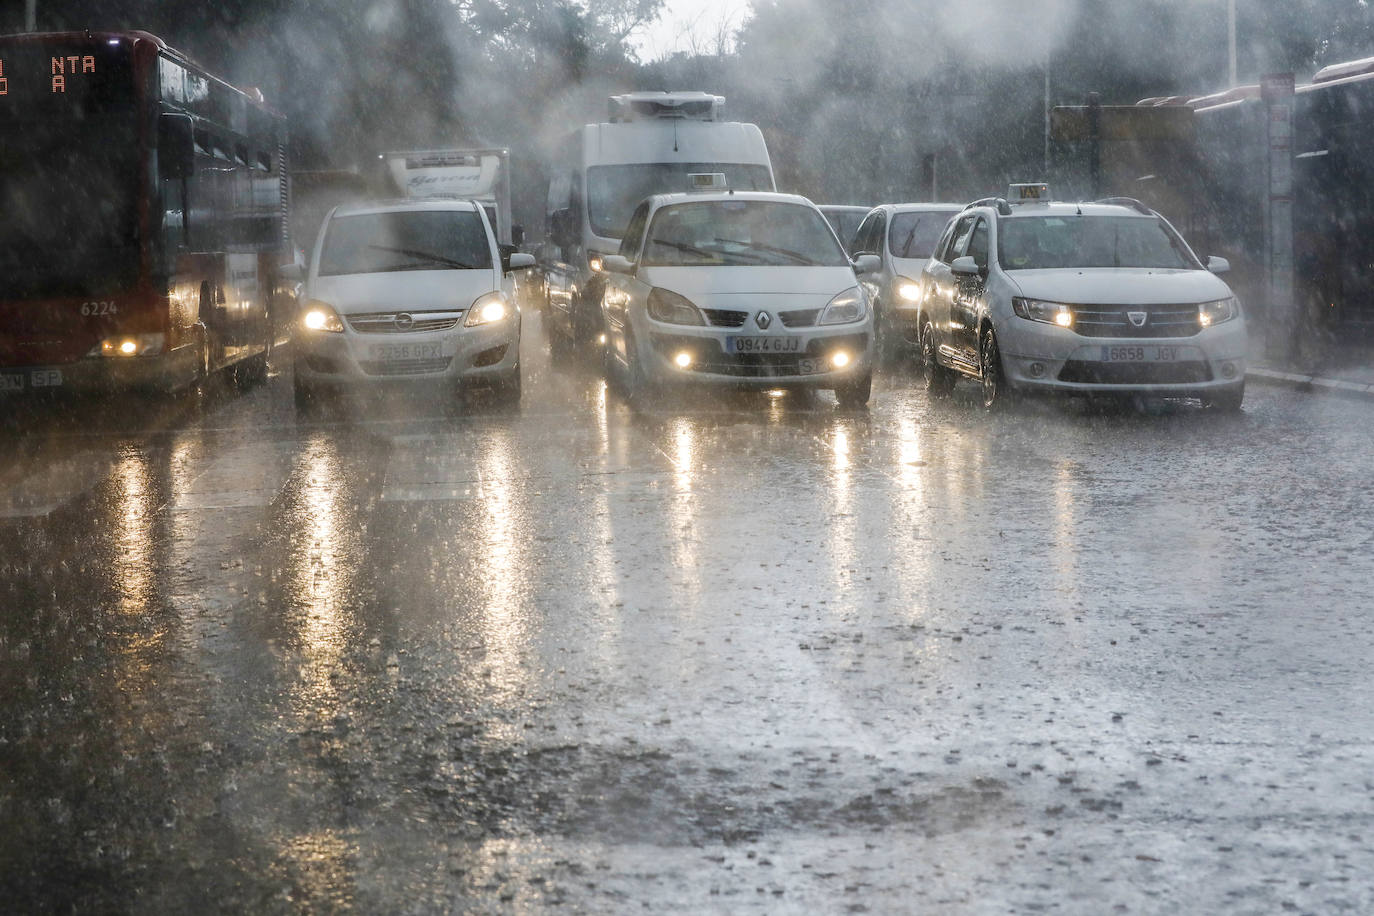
[998,215,1202,270]
[642,200,849,267]
[0,118,140,299]
[587,163,774,238]
[319,210,493,276]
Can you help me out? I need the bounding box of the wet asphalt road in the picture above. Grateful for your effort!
[3,311,1374,915]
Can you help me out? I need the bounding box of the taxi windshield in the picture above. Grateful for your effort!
[641,200,849,267]
[998,214,1201,270]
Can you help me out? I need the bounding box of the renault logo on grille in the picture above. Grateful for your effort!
[394,312,415,331]
[1127,311,1148,328]
[755,311,772,329]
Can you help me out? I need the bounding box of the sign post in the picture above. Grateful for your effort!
[1261,73,1295,362]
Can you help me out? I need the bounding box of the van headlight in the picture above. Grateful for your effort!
[1012,297,1074,328]
[465,292,513,327]
[818,286,867,325]
[302,301,345,333]
[647,287,705,325]
[1198,297,1239,328]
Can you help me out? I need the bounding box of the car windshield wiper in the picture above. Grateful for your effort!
[368,244,476,270]
[713,238,818,265]
[651,238,719,260]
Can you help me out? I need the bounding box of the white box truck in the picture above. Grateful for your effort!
[541,92,775,346]
[381,147,517,246]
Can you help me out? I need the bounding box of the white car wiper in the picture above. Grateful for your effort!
[713,238,817,265]
[368,244,476,270]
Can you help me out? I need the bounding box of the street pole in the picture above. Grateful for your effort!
[1044,54,1051,174]
[1228,0,1237,85]
[26,0,36,31]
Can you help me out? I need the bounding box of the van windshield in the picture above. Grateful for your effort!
[587,163,774,238]
[319,210,492,276]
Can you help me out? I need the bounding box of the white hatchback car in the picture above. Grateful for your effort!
[600,191,878,406]
[918,195,1247,410]
[294,199,533,408]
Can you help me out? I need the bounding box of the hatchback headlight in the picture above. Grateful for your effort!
[302,300,345,333]
[1012,297,1074,328]
[465,291,513,327]
[818,286,867,325]
[1198,297,1239,328]
[895,276,922,304]
[647,287,705,326]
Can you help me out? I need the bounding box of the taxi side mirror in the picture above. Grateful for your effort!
[1207,256,1231,274]
[601,254,635,275]
[951,255,981,276]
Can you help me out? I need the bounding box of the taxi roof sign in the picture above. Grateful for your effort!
[1009,182,1051,202]
[687,172,728,191]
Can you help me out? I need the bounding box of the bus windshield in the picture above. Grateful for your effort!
[998,215,1202,270]
[642,200,849,267]
[0,118,140,299]
[587,163,774,238]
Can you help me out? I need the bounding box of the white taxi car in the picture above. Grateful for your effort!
[918,192,1247,410]
[294,199,533,409]
[600,190,877,406]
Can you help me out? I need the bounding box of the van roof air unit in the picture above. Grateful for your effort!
[608,91,725,123]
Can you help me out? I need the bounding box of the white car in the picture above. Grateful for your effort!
[918,194,1247,410]
[850,202,963,363]
[599,191,878,406]
[294,199,533,409]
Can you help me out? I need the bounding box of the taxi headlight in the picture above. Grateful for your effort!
[896,276,922,304]
[302,301,345,333]
[647,287,705,326]
[1012,297,1074,328]
[1198,297,1239,328]
[465,292,513,327]
[818,286,867,325]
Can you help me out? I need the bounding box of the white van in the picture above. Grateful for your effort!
[541,92,775,348]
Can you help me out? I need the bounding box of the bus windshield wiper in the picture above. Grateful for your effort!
[369,245,475,270]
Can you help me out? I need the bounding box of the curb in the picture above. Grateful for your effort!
[1248,367,1374,399]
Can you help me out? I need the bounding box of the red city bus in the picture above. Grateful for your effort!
[0,30,293,396]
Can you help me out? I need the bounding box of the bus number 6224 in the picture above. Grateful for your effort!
[80,301,118,316]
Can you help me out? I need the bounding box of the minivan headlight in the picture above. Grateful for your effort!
[1012,297,1074,328]
[818,286,867,325]
[1198,297,1239,328]
[647,287,705,325]
[465,291,513,327]
[302,300,345,333]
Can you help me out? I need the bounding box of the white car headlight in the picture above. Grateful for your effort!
[895,276,922,304]
[301,300,345,333]
[818,286,867,325]
[1012,297,1074,328]
[465,291,513,327]
[647,287,705,326]
[1198,297,1239,328]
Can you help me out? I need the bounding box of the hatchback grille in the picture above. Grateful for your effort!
[702,309,748,328]
[1058,360,1212,385]
[346,310,465,334]
[779,308,821,328]
[1071,305,1202,338]
[358,357,453,376]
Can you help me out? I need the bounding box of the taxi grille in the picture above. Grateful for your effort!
[1071,305,1202,338]
[346,311,465,334]
[358,357,453,376]
[1058,360,1212,385]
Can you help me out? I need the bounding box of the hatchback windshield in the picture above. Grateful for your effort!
[888,210,958,259]
[319,210,492,276]
[998,214,1201,270]
[641,200,849,267]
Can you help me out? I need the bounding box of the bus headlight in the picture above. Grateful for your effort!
[465,292,512,327]
[99,333,165,357]
[302,301,345,333]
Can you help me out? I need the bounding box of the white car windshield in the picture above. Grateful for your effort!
[641,200,849,267]
[319,210,492,276]
[998,215,1201,270]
